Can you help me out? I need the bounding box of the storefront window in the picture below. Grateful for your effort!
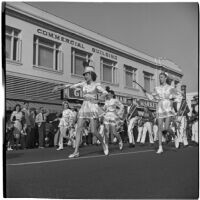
[124,65,137,88]
[101,58,118,84]
[143,72,155,93]
[33,36,63,71]
[6,26,21,62]
[71,48,91,76]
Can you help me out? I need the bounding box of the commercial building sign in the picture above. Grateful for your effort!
[65,88,157,109]
[92,47,117,60]
[67,88,84,99]
[37,28,85,49]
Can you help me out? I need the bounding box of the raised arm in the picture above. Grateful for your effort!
[52,82,85,93]
[144,88,159,101]
[96,83,108,99]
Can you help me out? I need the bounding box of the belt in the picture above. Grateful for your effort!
[84,97,98,103]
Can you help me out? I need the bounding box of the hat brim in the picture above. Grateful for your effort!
[83,70,96,75]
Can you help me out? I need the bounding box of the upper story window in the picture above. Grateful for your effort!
[33,36,63,72]
[101,58,118,84]
[124,65,137,89]
[143,71,155,93]
[71,48,92,76]
[6,26,22,62]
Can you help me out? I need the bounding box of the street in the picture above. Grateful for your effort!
[5,143,199,199]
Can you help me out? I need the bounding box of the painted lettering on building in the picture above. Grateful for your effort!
[65,88,157,109]
[37,28,85,49]
[92,47,117,60]
[138,99,157,109]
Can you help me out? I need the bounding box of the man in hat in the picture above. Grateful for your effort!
[125,98,139,147]
[175,97,190,148]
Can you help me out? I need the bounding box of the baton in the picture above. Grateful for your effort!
[133,80,147,93]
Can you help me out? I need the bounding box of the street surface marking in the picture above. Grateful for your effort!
[7,149,155,166]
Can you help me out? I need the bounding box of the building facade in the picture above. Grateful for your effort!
[5,2,183,113]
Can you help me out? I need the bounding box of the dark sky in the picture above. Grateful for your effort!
[29,2,198,92]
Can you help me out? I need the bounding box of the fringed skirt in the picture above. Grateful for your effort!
[104,111,121,126]
[157,99,175,119]
[78,100,103,119]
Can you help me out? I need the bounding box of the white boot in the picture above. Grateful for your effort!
[175,136,179,149]
[103,143,109,155]
[156,146,163,154]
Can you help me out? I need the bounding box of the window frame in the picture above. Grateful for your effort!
[100,57,119,85]
[71,48,92,77]
[124,64,137,89]
[6,26,22,63]
[33,35,63,72]
[143,71,155,93]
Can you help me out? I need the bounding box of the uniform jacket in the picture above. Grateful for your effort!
[124,103,138,120]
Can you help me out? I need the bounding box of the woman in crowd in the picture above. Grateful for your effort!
[6,118,14,151]
[52,60,108,158]
[103,87,124,154]
[144,72,182,154]
[10,104,23,150]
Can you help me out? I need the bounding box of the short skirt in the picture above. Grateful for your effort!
[78,100,103,119]
[157,99,175,119]
[104,111,121,126]
[58,118,72,128]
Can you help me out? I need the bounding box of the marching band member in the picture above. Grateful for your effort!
[56,101,74,150]
[137,112,144,143]
[144,72,182,154]
[174,98,190,148]
[125,98,139,148]
[191,104,198,145]
[137,107,154,145]
[103,87,124,154]
[52,60,108,158]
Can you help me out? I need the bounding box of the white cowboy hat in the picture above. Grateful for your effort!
[83,60,96,75]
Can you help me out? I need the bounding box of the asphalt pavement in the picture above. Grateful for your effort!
[5,143,199,199]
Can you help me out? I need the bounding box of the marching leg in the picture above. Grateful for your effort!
[128,118,135,147]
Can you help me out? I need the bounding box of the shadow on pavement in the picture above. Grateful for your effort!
[6,152,24,160]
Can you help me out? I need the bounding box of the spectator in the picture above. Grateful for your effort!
[29,109,36,148]
[10,104,23,150]
[35,107,49,148]
[6,119,14,151]
[21,102,32,149]
[47,112,60,147]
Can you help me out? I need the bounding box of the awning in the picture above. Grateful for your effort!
[6,99,81,113]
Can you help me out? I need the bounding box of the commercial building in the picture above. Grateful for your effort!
[5,2,183,113]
